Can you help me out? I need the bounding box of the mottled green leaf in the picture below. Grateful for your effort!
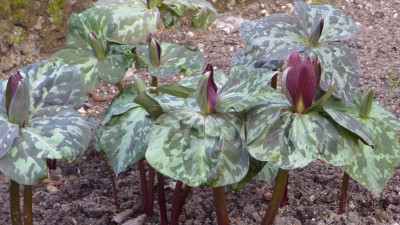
[156,83,195,98]
[146,110,249,187]
[255,162,279,183]
[102,85,139,125]
[178,71,228,89]
[345,123,400,195]
[52,7,133,92]
[100,107,153,175]
[0,122,19,159]
[215,66,277,112]
[293,1,357,42]
[162,0,217,30]
[231,51,284,71]
[135,43,205,78]
[305,43,360,105]
[243,14,308,61]
[0,106,90,185]
[247,110,359,169]
[95,0,159,45]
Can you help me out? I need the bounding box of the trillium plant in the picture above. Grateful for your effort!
[2,0,400,225]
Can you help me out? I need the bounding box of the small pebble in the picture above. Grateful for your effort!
[187,31,194,37]
[261,9,269,16]
[264,192,272,200]
[349,201,356,210]
[46,184,59,195]
[309,195,315,202]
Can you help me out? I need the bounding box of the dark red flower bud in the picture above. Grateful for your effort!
[148,33,161,67]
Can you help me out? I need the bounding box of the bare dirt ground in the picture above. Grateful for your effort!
[0,0,400,224]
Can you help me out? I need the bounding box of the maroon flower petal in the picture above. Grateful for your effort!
[313,54,321,86]
[204,64,217,113]
[6,71,23,114]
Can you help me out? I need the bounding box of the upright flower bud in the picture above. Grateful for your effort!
[88,31,106,60]
[359,89,374,118]
[5,71,30,127]
[308,18,324,47]
[148,33,161,67]
[196,64,218,115]
[147,0,162,9]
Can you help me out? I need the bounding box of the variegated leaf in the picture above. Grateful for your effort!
[231,51,284,71]
[215,66,277,112]
[0,122,19,159]
[178,71,228,89]
[135,43,205,78]
[146,110,249,187]
[95,0,159,45]
[324,106,375,146]
[246,100,292,145]
[0,106,90,185]
[248,110,359,169]
[52,7,133,92]
[18,61,86,111]
[255,162,279,183]
[345,123,400,195]
[293,1,357,42]
[305,43,360,105]
[102,85,139,125]
[100,107,153,175]
[162,0,217,30]
[66,7,111,50]
[243,14,308,61]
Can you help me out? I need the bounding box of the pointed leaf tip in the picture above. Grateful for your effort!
[359,89,374,118]
[149,33,161,67]
[88,31,106,60]
[6,71,30,126]
[6,71,23,113]
[308,18,324,46]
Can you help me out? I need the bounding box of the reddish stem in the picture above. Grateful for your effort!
[100,151,119,211]
[178,184,191,214]
[146,166,156,216]
[171,181,184,225]
[213,187,230,225]
[280,175,289,208]
[338,172,350,214]
[157,173,168,225]
[138,159,149,215]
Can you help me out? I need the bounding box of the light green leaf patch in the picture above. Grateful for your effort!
[215,66,278,112]
[162,0,217,30]
[95,0,159,45]
[247,108,359,169]
[293,1,357,42]
[52,7,134,92]
[0,122,19,159]
[146,110,249,187]
[100,107,153,176]
[135,43,205,78]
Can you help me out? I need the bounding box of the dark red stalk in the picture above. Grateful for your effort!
[10,180,22,225]
[171,181,184,225]
[138,159,149,215]
[338,172,350,214]
[212,187,230,225]
[23,185,33,225]
[178,184,191,214]
[261,169,289,225]
[280,175,289,208]
[146,167,156,216]
[157,172,168,225]
[99,150,119,211]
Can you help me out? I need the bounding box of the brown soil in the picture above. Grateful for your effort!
[0,0,399,224]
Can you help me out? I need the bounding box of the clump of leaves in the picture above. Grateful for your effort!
[240,1,359,105]
[95,0,217,45]
[51,7,134,92]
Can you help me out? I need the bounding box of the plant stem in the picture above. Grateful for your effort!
[212,187,230,225]
[116,82,124,92]
[338,172,350,214]
[280,175,289,208]
[170,181,183,225]
[157,173,168,225]
[146,167,156,216]
[23,185,33,225]
[100,150,119,211]
[151,76,159,94]
[138,159,149,215]
[178,184,191,214]
[10,180,22,225]
[261,169,289,225]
